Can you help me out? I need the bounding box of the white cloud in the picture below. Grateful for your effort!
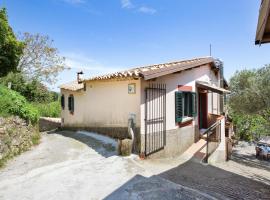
[121,0,134,9]
[138,6,157,15]
[120,0,157,14]
[63,52,124,74]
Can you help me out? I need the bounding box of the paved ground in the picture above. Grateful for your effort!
[215,142,270,185]
[0,131,148,200]
[159,142,270,200]
[0,131,212,200]
[0,132,269,200]
[159,159,270,200]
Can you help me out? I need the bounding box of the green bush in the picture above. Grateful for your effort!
[32,101,61,118]
[0,84,39,124]
[231,112,268,141]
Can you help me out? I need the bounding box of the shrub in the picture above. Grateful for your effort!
[231,113,268,141]
[0,84,39,124]
[32,101,61,118]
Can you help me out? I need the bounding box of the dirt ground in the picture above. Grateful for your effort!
[0,131,269,200]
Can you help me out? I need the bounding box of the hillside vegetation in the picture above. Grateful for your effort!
[0,84,39,124]
[0,85,61,122]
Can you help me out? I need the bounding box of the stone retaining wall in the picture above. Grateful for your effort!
[0,117,39,167]
[39,117,61,132]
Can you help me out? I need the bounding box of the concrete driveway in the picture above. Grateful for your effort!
[0,131,213,200]
[0,131,148,200]
[1,131,268,200]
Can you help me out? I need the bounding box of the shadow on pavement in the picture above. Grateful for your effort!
[159,160,270,200]
[232,150,270,172]
[105,158,270,200]
[50,130,117,158]
[104,174,217,200]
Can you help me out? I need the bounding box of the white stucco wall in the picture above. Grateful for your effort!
[61,79,141,128]
[208,116,226,163]
[61,64,220,133]
[140,64,220,135]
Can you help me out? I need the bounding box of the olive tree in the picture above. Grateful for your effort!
[229,65,270,139]
[18,32,67,84]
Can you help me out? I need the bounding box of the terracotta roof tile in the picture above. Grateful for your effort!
[60,57,216,91]
[85,56,215,81]
[59,81,84,91]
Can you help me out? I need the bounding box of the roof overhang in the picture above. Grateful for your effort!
[59,81,84,91]
[255,0,270,45]
[196,81,230,94]
[142,57,215,80]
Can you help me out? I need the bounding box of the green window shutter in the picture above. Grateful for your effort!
[175,91,183,122]
[190,92,197,117]
[71,96,74,113]
[68,96,71,111]
[61,95,65,110]
[68,95,74,113]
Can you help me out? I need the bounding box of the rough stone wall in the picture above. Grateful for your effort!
[0,117,39,167]
[39,117,61,132]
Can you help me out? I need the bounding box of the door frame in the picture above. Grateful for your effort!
[198,91,208,129]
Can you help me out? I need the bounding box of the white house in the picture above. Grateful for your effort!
[60,57,230,159]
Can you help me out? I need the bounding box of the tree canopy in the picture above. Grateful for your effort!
[0,8,24,77]
[229,65,270,118]
[18,32,66,84]
[229,65,270,140]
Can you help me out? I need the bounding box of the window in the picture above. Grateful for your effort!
[61,95,65,110]
[68,94,74,114]
[175,91,197,123]
[128,83,136,94]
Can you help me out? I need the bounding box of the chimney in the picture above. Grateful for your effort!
[77,71,84,84]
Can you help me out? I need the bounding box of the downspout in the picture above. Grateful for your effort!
[219,61,224,115]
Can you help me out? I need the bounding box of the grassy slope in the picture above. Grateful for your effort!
[0,84,39,123]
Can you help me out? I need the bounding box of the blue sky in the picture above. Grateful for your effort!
[2,0,270,90]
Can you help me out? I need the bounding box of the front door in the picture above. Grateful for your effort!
[199,92,208,129]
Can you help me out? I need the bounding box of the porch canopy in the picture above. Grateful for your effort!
[196,81,230,94]
[255,0,270,45]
